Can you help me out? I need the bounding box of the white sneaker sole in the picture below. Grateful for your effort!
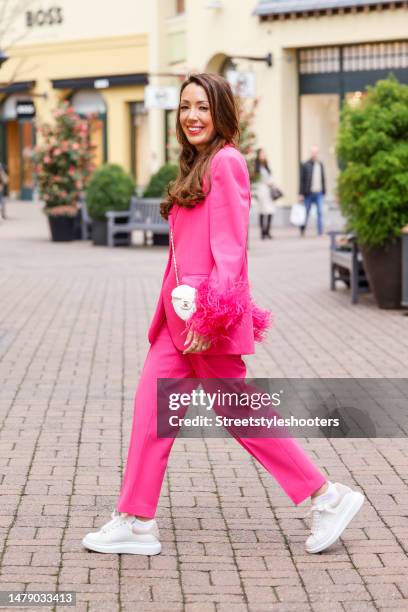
[82,536,162,555]
[306,491,365,554]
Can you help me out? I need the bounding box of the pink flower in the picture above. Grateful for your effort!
[54,148,62,156]
[68,166,75,176]
[44,156,51,164]
[72,143,80,150]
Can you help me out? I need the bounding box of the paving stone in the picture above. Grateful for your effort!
[0,201,407,610]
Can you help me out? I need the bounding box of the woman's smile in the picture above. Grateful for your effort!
[186,125,204,135]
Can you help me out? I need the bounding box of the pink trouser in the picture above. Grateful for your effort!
[116,320,326,518]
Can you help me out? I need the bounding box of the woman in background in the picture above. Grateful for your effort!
[255,148,275,240]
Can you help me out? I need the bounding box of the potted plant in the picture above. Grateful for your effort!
[34,101,94,241]
[337,76,408,308]
[86,163,135,246]
[143,163,178,245]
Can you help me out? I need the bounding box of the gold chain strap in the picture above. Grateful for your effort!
[170,229,180,287]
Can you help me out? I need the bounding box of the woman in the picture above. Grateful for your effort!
[82,74,364,556]
[255,148,275,240]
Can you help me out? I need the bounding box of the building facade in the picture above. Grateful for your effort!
[0,0,151,199]
[1,0,407,205]
[150,0,408,207]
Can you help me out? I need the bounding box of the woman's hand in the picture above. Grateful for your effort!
[183,330,212,354]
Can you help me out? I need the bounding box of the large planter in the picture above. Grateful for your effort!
[92,220,108,246]
[360,238,402,309]
[152,233,169,246]
[92,217,131,246]
[48,215,75,242]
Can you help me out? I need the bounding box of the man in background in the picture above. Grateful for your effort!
[299,145,326,236]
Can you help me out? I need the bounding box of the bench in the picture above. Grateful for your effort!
[329,230,369,304]
[106,197,168,248]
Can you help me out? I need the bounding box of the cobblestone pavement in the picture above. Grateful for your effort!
[0,201,407,612]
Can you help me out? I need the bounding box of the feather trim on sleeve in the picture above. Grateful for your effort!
[185,279,273,346]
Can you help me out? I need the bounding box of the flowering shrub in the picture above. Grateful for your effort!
[34,101,95,217]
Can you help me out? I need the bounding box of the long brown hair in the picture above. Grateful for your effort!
[160,73,240,220]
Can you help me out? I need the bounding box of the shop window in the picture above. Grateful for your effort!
[299,48,340,74]
[0,94,36,199]
[343,41,408,71]
[300,41,408,75]
[71,90,107,167]
[300,94,340,202]
[165,109,180,165]
[130,102,150,188]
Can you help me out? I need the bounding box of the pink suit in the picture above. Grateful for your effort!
[116,145,326,518]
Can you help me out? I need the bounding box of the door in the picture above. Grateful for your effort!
[6,121,20,195]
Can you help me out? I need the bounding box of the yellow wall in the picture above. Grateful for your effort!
[0,34,149,178]
[172,0,408,203]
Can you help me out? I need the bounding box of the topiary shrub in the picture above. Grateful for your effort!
[86,163,135,221]
[336,76,408,248]
[143,164,178,198]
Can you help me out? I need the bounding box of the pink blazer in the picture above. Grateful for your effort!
[147,144,272,355]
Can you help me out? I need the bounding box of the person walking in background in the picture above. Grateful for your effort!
[254,148,275,239]
[299,145,326,236]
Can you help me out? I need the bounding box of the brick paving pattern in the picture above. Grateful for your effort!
[0,201,407,611]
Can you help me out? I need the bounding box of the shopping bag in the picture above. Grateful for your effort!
[289,202,306,226]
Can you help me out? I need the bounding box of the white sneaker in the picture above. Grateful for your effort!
[305,483,364,554]
[82,510,161,555]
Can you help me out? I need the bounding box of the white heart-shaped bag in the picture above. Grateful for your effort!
[171,284,197,321]
[170,229,197,321]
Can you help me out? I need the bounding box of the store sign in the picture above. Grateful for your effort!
[94,79,109,89]
[144,86,179,110]
[16,100,36,119]
[226,70,256,98]
[26,7,63,27]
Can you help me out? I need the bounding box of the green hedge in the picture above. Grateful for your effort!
[143,164,178,198]
[86,164,134,222]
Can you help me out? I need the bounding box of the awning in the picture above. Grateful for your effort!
[0,80,35,94]
[51,73,149,90]
[253,0,406,17]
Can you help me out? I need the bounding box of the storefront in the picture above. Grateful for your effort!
[0,0,150,199]
[51,73,149,188]
[0,83,37,200]
[298,41,408,199]
[150,0,408,206]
